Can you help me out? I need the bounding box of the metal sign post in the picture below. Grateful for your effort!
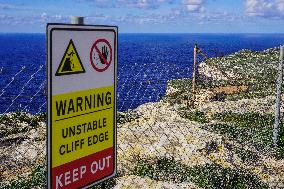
[273,45,284,147]
[46,22,117,189]
[71,16,84,25]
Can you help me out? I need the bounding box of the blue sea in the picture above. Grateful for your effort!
[1,33,284,114]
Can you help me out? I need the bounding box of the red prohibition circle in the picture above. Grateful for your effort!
[90,38,113,72]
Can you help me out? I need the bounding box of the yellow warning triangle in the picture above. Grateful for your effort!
[55,39,85,76]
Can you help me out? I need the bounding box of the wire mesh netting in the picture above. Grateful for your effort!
[1,44,284,189]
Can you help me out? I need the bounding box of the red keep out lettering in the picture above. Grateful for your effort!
[56,166,86,189]
[52,147,114,189]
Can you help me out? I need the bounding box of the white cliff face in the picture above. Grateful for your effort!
[117,101,284,188]
[198,47,280,83]
[198,62,229,81]
[0,117,46,182]
[1,100,284,188]
[198,61,243,81]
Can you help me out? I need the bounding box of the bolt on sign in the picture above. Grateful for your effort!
[46,24,117,189]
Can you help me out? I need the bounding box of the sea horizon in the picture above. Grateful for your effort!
[1,33,284,113]
[1,32,284,35]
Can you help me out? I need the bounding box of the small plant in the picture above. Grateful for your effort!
[91,178,116,189]
[213,112,274,145]
[117,110,140,124]
[279,122,284,145]
[132,157,268,189]
[276,147,284,159]
[181,110,209,123]
[132,158,156,179]
[0,111,45,138]
[212,112,274,128]
[1,165,46,189]
[277,123,284,159]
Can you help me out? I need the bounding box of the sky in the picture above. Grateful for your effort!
[0,0,284,33]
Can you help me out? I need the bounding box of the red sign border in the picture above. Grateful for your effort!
[90,38,113,72]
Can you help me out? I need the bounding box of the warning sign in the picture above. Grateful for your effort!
[55,39,85,76]
[90,39,113,72]
[47,24,117,189]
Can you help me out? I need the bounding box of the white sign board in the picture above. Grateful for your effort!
[47,24,117,189]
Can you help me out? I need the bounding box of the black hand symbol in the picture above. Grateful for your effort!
[99,46,109,64]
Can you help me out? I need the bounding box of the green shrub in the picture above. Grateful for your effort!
[212,112,274,128]
[277,124,284,159]
[0,111,46,138]
[276,147,284,159]
[132,157,268,189]
[209,112,274,147]
[203,112,284,159]
[1,165,46,189]
[181,110,208,123]
[91,178,116,189]
[203,122,272,149]
[117,110,140,124]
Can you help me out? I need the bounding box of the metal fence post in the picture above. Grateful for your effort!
[192,44,197,94]
[189,44,198,107]
[273,45,284,147]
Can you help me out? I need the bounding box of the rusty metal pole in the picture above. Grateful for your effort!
[190,44,198,107]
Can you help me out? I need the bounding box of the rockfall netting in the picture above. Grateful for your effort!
[1,47,284,189]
